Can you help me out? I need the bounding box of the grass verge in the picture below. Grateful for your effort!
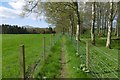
[64,35,91,78]
[35,39,61,79]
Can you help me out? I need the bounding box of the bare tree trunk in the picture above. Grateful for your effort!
[74,2,80,41]
[91,2,95,45]
[97,9,101,36]
[72,14,74,37]
[106,17,108,35]
[105,9,109,36]
[106,1,113,48]
[104,14,107,36]
[101,15,104,35]
[117,1,120,37]
[117,25,119,37]
[102,14,107,36]
[114,24,117,36]
[97,4,101,37]
[69,15,73,39]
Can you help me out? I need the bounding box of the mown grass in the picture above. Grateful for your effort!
[2,34,53,78]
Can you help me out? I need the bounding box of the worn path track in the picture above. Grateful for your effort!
[60,37,69,78]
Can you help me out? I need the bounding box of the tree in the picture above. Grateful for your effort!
[48,27,53,33]
[106,1,113,48]
[0,24,29,34]
[43,2,74,34]
[96,2,101,36]
[22,1,83,41]
[91,2,95,45]
[117,1,120,37]
[74,2,81,41]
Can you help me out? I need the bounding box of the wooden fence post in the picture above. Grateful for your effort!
[86,41,90,69]
[43,37,45,61]
[54,34,56,44]
[77,40,79,55]
[19,44,25,79]
[118,49,120,78]
[52,33,55,45]
[51,34,52,47]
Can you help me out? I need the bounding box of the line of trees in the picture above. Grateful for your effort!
[1,24,28,34]
[21,1,120,48]
[0,24,56,34]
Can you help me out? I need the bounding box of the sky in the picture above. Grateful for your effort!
[0,0,49,28]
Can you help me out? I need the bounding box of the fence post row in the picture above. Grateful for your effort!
[86,41,90,70]
[51,34,52,47]
[19,44,26,79]
[77,40,79,54]
[43,37,45,61]
[53,34,55,46]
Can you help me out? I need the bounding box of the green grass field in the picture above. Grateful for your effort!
[68,34,119,78]
[34,35,91,78]
[2,34,53,78]
[2,34,120,78]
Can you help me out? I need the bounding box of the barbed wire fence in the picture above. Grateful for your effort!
[66,33,119,79]
[19,33,62,79]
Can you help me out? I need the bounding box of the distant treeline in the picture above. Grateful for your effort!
[0,24,56,34]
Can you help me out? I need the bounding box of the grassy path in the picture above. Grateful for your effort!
[60,36,69,78]
[64,35,91,78]
[31,35,91,78]
[60,36,90,78]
